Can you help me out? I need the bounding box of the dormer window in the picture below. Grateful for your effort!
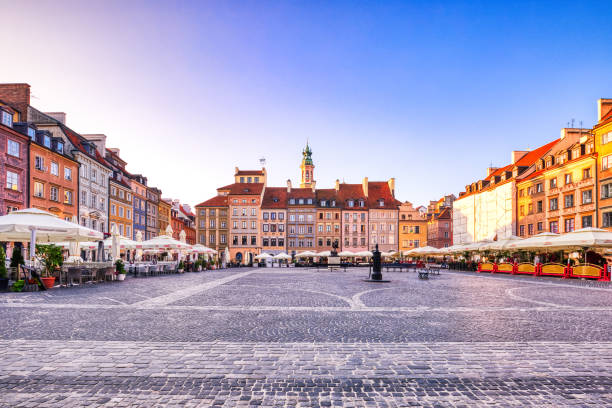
[331,200,336,207]
[298,198,304,204]
[307,198,312,204]
[273,198,279,203]
[378,199,385,207]
[359,200,364,207]
[44,135,51,148]
[289,198,295,205]
[27,127,36,139]
[243,188,250,193]
[348,200,354,207]
[1,110,12,127]
[321,200,327,207]
[56,141,64,154]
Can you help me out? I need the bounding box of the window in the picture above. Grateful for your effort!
[251,236,256,245]
[298,199,304,205]
[564,174,572,185]
[43,135,51,148]
[111,204,116,216]
[528,224,534,235]
[582,215,593,228]
[81,190,87,205]
[233,208,238,216]
[278,224,284,232]
[263,238,269,247]
[528,203,533,214]
[582,190,592,204]
[536,183,543,193]
[242,236,247,245]
[50,162,58,176]
[564,194,574,208]
[220,234,226,244]
[348,200,354,207]
[519,225,525,236]
[549,198,558,211]
[263,224,269,232]
[550,221,559,233]
[241,221,246,229]
[34,182,44,198]
[602,131,612,145]
[200,220,205,228]
[251,221,256,229]
[127,209,131,219]
[210,219,215,228]
[56,141,64,154]
[209,234,215,244]
[263,212,269,220]
[603,155,612,170]
[519,189,524,197]
[35,156,44,171]
[537,222,543,231]
[119,207,123,217]
[50,186,59,202]
[270,224,276,232]
[537,200,543,213]
[1,110,13,127]
[519,205,525,216]
[241,208,246,216]
[7,140,19,157]
[91,168,97,181]
[64,190,72,205]
[6,171,18,190]
[602,183,612,199]
[289,199,295,205]
[583,168,591,179]
[550,178,557,188]
[359,200,364,207]
[289,214,295,222]
[564,218,575,233]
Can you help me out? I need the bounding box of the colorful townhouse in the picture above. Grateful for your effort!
[0,103,29,215]
[195,195,229,257]
[225,182,264,264]
[105,148,133,238]
[158,198,171,236]
[367,178,399,252]
[286,181,316,252]
[426,195,454,248]
[338,183,369,252]
[146,186,161,240]
[315,188,341,252]
[260,187,287,255]
[129,175,148,240]
[398,201,428,253]
[594,99,612,229]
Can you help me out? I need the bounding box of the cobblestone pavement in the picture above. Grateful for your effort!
[1,268,611,407]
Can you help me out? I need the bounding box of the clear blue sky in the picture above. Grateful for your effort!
[2,1,611,207]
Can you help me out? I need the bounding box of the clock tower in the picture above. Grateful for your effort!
[299,142,315,188]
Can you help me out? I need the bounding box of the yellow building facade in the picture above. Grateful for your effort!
[594,99,612,229]
[398,201,427,254]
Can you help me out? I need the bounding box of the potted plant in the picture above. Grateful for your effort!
[0,246,8,291]
[178,260,185,273]
[115,259,127,281]
[35,244,63,289]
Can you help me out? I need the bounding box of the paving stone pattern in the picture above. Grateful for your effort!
[0,268,611,407]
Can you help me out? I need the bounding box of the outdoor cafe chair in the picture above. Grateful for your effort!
[66,267,82,286]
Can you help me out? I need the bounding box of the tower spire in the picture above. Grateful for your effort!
[300,141,315,188]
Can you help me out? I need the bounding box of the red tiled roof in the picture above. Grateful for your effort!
[315,189,340,207]
[60,124,112,169]
[261,187,288,209]
[287,187,315,201]
[235,170,265,176]
[196,195,229,207]
[180,205,195,217]
[367,181,401,209]
[514,139,559,167]
[217,183,264,195]
[595,109,612,128]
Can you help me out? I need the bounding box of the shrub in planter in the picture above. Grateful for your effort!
[11,279,25,292]
[115,259,127,281]
[0,247,8,290]
[178,260,185,272]
[36,244,63,289]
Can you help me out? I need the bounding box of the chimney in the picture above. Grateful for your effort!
[235,166,239,175]
[362,177,368,197]
[0,83,30,120]
[44,112,66,125]
[311,180,316,193]
[108,147,120,156]
[511,151,528,164]
[598,98,612,122]
[388,177,395,197]
[286,179,292,193]
[82,134,107,156]
[335,179,340,192]
[487,167,499,177]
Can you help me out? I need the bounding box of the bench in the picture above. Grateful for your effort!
[382,264,413,272]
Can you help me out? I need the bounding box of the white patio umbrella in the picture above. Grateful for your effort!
[135,230,144,261]
[295,251,317,258]
[191,244,211,254]
[0,208,103,261]
[462,240,494,252]
[141,234,191,250]
[545,227,612,250]
[506,232,560,251]
[273,252,292,260]
[355,250,373,257]
[316,250,332,257]
[110,224,120,261]
[254,253,273,260]
[381,251,398,257]
[338,250,356,257]
[484,236,523,251]
[224,247,230,265]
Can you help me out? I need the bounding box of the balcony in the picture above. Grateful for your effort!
[577,178,594,189]
[560,183,575,193]
[548,187,560,196]
[578,203,596,213]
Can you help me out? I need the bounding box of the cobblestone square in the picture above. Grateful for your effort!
[1,268,611,407]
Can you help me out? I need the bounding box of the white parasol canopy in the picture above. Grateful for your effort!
[254,253,273,260]
[483,236,523,251]
[506,232,560,250]
[338,250,356,257]
[142,234,191,250]
[295,251,317,258]
[316,250,332,257]
[355,250,373,257]
[544,227,612,250]
[381,251,398,257]
[191,244,214,254]
[461,240,494,252]
[273,252,292,260]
